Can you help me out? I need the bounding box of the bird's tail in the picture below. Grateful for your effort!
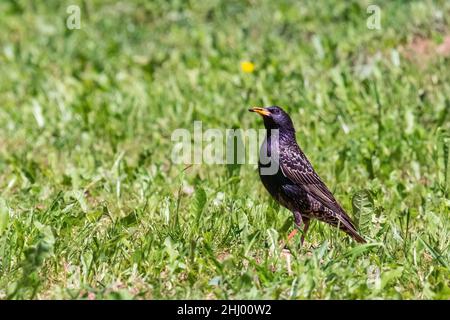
[335,211,367,243]
[343,226,366,243]
[339,219,367,243]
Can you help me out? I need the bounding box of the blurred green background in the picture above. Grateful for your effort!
[0,0,449,299]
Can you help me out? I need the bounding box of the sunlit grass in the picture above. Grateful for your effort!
[0,0,449,299]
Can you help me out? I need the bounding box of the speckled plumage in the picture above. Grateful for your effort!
[250,106,365,243]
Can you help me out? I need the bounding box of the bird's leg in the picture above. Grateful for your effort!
[294,211,310,245]
[300,218,310,245]
[281,212,308,249]
[293,211,303,226]
[283,212,303,245]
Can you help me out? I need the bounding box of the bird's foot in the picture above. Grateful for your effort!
[279,229,303,251]
[287,229,298,241]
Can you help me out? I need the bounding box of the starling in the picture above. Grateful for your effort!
[249,106,366,244]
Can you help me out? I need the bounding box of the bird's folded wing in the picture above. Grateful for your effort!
[279,144,352,221]
[279,144,365,242]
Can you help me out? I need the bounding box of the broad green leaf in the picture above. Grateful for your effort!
[0,198,10,235]
[352,190,374,235]
[344,242,383,258]
[192,186,207,223]
[266,228,279,256]
[381,267,404,289]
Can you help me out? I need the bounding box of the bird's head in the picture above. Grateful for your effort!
[248,106,295,132]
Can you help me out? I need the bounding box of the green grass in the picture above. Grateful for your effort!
[0,0,449,299]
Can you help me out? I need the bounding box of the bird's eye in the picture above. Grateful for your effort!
[273,109,279,114]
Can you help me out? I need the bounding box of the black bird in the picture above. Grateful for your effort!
[249,106,365,244]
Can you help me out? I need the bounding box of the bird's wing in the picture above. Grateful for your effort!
[278,143,365,243]
[279,143,360,231]
[279,143,339,208]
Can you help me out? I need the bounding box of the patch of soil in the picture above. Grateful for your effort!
[401,35,450,63]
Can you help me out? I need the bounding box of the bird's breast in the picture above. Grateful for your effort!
[258,136,294,210]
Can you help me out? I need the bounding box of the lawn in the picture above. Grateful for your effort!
[0,0,449,299]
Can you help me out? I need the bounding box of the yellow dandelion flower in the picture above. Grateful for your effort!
[240,61,255,73]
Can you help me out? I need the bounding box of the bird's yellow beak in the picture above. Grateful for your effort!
[248,107,271,116]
